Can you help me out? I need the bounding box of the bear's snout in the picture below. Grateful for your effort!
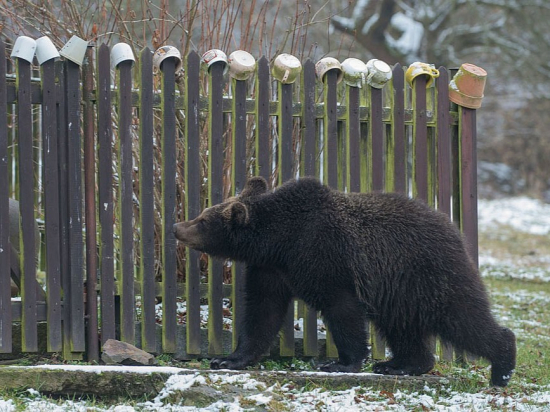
[172,223,178,235]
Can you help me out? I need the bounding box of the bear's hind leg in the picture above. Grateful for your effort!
[210,266,292,370]
[373,331,435,377]
[319,292,369,373]
[438,305,516,387]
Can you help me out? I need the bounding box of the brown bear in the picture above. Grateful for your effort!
[173,176,516,386]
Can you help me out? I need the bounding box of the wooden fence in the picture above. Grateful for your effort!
[0,41,478,362]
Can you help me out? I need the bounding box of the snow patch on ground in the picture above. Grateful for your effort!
[478,197,550,235]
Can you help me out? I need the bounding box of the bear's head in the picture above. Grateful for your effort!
[173,176,268,257]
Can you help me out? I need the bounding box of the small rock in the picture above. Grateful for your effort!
[101,339,157,366]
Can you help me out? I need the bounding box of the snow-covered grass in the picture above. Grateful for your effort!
[1,196,550,411]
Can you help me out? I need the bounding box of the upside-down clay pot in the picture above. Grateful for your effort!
[449,63,487,109]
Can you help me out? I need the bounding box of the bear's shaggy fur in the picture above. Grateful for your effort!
[173,177,516,386]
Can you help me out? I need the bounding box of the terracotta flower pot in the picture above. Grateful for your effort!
[449,63,487,109]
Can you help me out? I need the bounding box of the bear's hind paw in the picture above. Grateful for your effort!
[319,360,362,373]
[210,357,250,370]
[373,360,430,376]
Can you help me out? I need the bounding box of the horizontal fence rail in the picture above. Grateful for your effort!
[0,43,478,363]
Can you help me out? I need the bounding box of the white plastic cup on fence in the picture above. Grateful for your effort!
[315,57,343,84]
[10,36,37,63]
[228,50,256,81]
[271,53,302,84]
[365,59,392,89]
[153,45,182,72]
[35,36,60,65]
[201,49,228,74]
[60,35,89,66]
[110,43,135,70]
[341,58,368,88]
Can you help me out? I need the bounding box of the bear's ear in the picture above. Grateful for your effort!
[222,201,249,227]
[239,177,268,198]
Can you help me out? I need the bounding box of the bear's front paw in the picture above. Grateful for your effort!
[210,357,250,370]
[319,360,362,373]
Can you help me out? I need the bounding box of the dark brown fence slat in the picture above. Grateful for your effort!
[413,75,428,202]
[278,81,295,357]
[0,42,11,353]
[65,60,85,353]
[41,58,62,352]
[56,60,72,357]
[160,57,178,352]
[324,70,338,189]
[347,86,360,192]
[302,60,316,178]
[97,45,116,344]
[231,78,248,350]
[184,51,202,355]
[322,70,339,359]
[370,87,384,192]
[16,58,37,352]
[390,64,406,194]
[278,83,294,183]
[207,62,225,355]
[139,47,156,353]
[82,47,99,361]
[300,59,318,357]
[460,108,479,267]
[436,68,451,217]
[255,57,270,181]
[117,60,135,345]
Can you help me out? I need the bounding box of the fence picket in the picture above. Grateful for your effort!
[459,108,479,267]
[231,77,248,351]
[16,58,37,352]
[65,60,85,353]
[160,57,178,353]
[184,51,202,355]
[255,57,270,181]
[0,42,11,353]
[207,62,225,355]
[277,80,296,357]
[436,68,451,217]
[391,64,406,194]
[412,75,428,202]
[97,45,116,345]
[117,60,136,345]
[83,47,99,361]
[300,59,318,357]
[138,47,156,352]
[370,87,384,192]
[322,69,339,359]
[41,58,62,352]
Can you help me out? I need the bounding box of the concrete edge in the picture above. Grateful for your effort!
[0,365,453,400]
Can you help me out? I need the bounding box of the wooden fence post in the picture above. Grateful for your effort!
[300,59,318,357]
[97,44,116,345]
[160,56,178,353]
[207,61,225,356]
[184,51,202,356]
[64,59,85,356]
[41,56,62,353]
[138,47,157,353]
[116,59,136,345]
[0,42,11,353]
[276,79,296,358]
[83,46,99,361]
[16,57,37,352]
[230,75,248,351]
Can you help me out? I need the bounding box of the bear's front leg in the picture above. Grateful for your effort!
[319,291,369,373]
[210,265,292,370]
